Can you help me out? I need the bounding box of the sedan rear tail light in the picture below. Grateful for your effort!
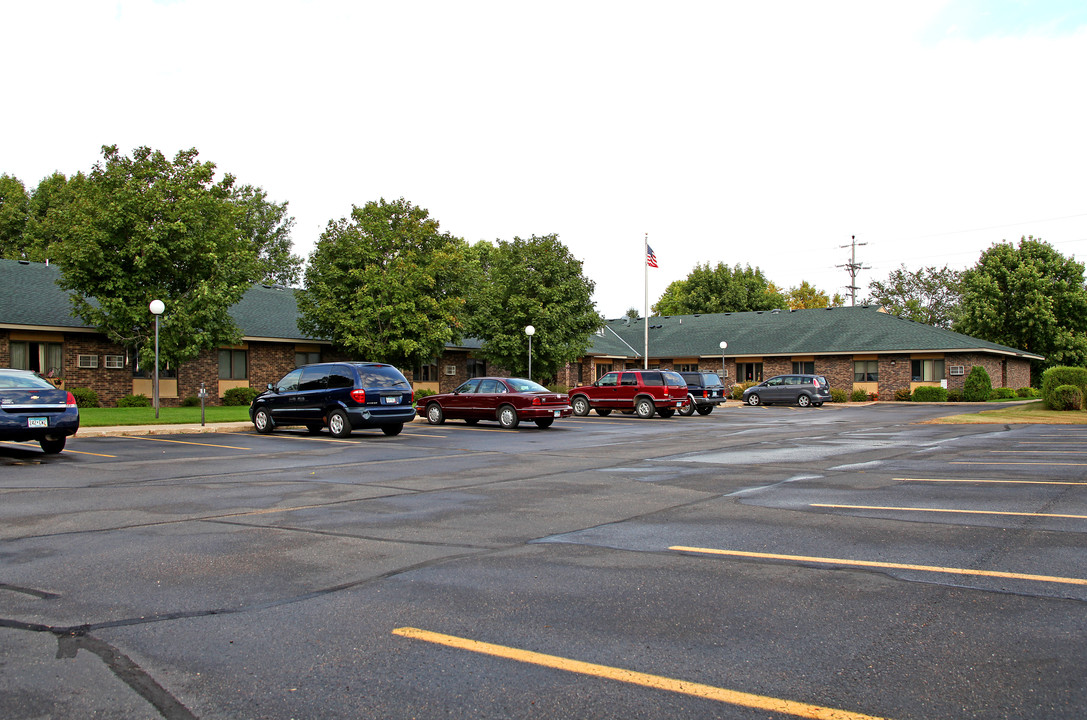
[350,388,366,404]
[532,396,542,406]
[66,392,77,408]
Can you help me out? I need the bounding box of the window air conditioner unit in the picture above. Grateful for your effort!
[444,365,457,376]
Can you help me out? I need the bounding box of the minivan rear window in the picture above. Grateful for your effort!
[356,365,411,389]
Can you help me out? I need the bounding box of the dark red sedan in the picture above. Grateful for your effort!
[418,377,572,429]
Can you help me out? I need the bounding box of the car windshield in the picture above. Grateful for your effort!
[701,373,722,385]
[506,378,549,393]
[0,371,54,389]
[356,366,411,389]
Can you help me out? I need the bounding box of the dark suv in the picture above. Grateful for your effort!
[678,371,727,415]
[250,362,415,437]
[569,369,688,418]
[742,374,831,407]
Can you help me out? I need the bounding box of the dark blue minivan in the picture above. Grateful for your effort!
[250,362,415,437]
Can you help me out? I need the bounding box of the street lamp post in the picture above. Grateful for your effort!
[525,325,536,381]
[719,340,728,382]
[150,299,165,419]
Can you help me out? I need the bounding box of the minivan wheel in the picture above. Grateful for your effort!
[571,396,590,416]
[39,436,65,454]
[381,423,403,436]
[426,402,445,425]
[746,393,761,407]
[305,423,323,434]
[328,409,352,438]
[253,407,275,433]
[679,396,696,416]
[797,394,812,407]
[498,404,520,429]
[635,398,655,418]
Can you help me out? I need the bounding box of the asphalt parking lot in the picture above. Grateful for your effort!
[1,403,1085,719]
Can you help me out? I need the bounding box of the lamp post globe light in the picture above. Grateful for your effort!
[525,325,535,381]
[150,300,165,419]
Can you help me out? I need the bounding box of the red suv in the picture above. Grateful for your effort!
[569,369,689,418]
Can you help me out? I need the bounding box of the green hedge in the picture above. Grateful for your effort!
[222,386,261,406]
[1016,387,1037,398]
[1051,384,1084,411]
[963,366,993,402]
[1041,366,1087,410]
[992,387,1017,399]
[894,388,912,402]
[912,385,949,402]
[69,387,100,408]
[829,388,848,403]
[850,388,870,402]
[117,393,151,408]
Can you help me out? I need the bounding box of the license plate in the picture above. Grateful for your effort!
[553,410,561,417]
[382,395,400,405]
[28,417,48,428]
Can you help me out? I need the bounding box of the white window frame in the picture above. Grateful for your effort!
[77,354,99,369]
[104,355,125,369]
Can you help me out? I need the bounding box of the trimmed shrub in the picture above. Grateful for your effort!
[1016,387,1036,398]
[414,387,437,401]
[850,388,870,402]
[117,393,151,408]
[1051,384,1084,411]
[912,385,949,402]
[963,366,993,402]
[1041,366,1087,410]
[180,395,201,407]
[829,388,848,403]
[894,388,912,402]
[69,387,100,408]
[731,382,756,400]
[992,387,1016,399]
[222,386,260,406]
[947,389,964,402]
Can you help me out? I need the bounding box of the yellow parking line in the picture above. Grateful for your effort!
[392,627,890,720]
[128,436,251,450]
[812,503,1087,520]
[988,450,1087,454]
[1,441,120,457]
[1016,441,1087,445]
[951,461,1087,466]
[897,477,1085,486]
[57,448,118,457]
[670,546,1087,587]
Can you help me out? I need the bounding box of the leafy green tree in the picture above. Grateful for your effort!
[22,172,84,263]
[653,262,786,315]
[233,184,303,286]
[464,234,603,380]
[955,236,1087,379]
[0,174,29,259]
[963,365,993,402]
[299,197,469,368]
[785,280,842,310]
[48,145,259,369]
[868,264,962,328]
[623,307,640,320]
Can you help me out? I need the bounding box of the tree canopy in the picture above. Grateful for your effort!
[298,197,469,368]
[48,145,260,369]
[868,264,961,328]
[653,262,786,315]
[785,280,843,310]
[955,236,1087,378]
[0,174,30,259]
[463,234,602,380]
[233,184,303,287]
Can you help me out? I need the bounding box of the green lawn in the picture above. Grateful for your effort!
[926,400,1087,424]
[79,405,253,427]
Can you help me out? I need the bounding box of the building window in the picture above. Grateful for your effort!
[854,360,878,382]
[467,358,487,378]
[595,363,613,379]
[792,361,815,374]
[676,363,699,372]
[736,362,763,382]
[104,355,125,369]
[219,349,248,380]
[295,351,321,367]
[77,354,99,369]
[10,341,64,377]
[417,358,439,382]
[911,359,945,382]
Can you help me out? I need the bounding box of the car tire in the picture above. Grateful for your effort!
[497,404,520,429]
[534,418,554,429]
[746,393,761,407]
[328,409,352,438]
[39,436,65,454]
[595,408,612,416]
[658,408,676,418]
[464,418,479,425]
[678,396,696,416]
[305,423,323,434]
[572,396,590,416]
[696,405,713,415]
[426,402,445,425]
[813,402,823,407]
[253,407,275,433]
[635,398,655,419]
[797,394,812,408]
[381,423,403,436]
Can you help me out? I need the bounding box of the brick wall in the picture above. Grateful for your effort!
[878,355,912,399]
[946,353,1031,390]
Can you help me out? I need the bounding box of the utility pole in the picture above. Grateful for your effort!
[837,235,870,307]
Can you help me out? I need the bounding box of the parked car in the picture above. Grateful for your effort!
[419,377,571,429]
[250,362,415,437]
[0,368,80,453]
[569,369,689,418]
[678,371,727,416]
[742,374,831,407]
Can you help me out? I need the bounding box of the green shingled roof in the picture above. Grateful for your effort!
[593,307,1042,360]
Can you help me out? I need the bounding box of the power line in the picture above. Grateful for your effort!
[837,235,870,307]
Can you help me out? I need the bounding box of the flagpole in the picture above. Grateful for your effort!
[644,233,649,369]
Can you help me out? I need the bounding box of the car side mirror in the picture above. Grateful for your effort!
[267,383,276,392]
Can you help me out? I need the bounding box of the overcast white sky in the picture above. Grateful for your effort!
[5,1,1087,318]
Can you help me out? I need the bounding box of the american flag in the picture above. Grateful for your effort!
[646,245,658,268]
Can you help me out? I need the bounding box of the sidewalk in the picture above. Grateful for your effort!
[75,421,256,438]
